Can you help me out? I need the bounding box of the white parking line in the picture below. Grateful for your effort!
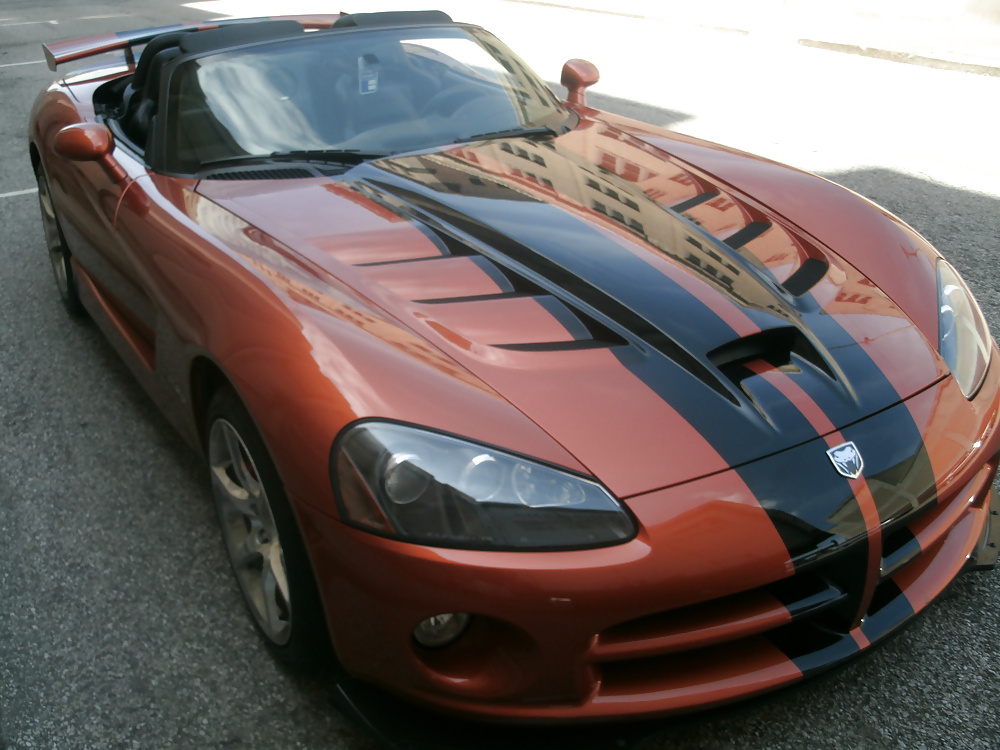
[0,60,44,69]
[0,13,125,27]
[1,188,38,199]
[0,20,59,27]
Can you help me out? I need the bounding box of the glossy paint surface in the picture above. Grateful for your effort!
[200,117,949,498]
[27,18,1000,723]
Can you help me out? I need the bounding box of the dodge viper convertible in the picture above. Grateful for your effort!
[29,10,1000,722]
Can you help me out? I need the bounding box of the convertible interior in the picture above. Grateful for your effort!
[94,11,554,177]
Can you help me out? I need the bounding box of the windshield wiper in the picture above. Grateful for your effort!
[199,149,391,169]
[277,149,392,163]
[455,125,559,144]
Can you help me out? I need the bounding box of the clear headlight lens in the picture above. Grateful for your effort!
[938,260,992,399]
[333,422,636,550]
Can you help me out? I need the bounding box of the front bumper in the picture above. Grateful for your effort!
[297,364,1000,722]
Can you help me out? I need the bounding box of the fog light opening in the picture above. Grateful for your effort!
[413,612,471,648]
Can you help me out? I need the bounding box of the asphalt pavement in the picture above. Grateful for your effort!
[1,1,999,749]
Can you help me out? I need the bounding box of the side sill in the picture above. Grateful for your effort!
[74,259,155,371]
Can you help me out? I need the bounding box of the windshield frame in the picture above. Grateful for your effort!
[149,23,574,178]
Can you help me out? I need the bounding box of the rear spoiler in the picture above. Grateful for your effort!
[42,14,344,71]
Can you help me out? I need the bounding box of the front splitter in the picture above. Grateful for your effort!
[971,486,1000,569]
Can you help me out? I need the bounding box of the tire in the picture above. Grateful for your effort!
[206,386,331,669]
[35,162,86,317]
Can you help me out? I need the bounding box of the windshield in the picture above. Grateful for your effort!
[162,25,570,175]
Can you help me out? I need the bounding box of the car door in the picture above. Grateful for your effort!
[52,134,158,356]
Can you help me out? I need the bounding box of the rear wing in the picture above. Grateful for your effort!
[42,14,344,71]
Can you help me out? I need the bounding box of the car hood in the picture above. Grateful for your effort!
[195,118,947,498]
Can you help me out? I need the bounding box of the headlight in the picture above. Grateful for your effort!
[938,260,992,399]
[332,422,636,550]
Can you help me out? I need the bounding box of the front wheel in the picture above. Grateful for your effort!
[34,162,85,317]
[206,386,330,668]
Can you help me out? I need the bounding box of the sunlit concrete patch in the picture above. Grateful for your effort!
[180,0,1000,200]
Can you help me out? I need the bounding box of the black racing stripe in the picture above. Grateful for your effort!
[768,623,861,678]
[569,126,925,437]
[674,241,907,427]
[769,574,848,620]
[841,416,938,529]
[859,580,914,643]
[357,157,881,465]
[741,453,866,562]
[406,138,913,440]
[654,202,915,433]
[787,312,905,419]
[879,527,920,578]
[732,363,821,436]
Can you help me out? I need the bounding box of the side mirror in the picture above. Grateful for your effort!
[561,59,600,107]
[53,123,128,183]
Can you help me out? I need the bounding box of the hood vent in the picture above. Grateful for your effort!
[722,221,771,250]
[781,257,830,297]
[357,176,742,402]
[669,191,720,214]
[420,227,629,352]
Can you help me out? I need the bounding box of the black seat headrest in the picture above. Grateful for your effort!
[133,31,194,90]
[178,20,305,55]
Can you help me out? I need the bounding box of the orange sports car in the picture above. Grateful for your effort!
[29,10,999,723]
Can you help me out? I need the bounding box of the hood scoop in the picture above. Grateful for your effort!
[708,327,835,383]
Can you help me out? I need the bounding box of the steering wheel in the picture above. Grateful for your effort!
[420,86,476,117]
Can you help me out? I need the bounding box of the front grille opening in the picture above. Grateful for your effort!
[866,579,904,617]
